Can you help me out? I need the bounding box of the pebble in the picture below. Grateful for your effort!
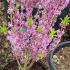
[53,55,58,59]
[53,47,70,70]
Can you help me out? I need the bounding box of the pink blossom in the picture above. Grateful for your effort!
[7,0,70,62]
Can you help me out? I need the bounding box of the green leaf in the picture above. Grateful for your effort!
[27,17,33,25]
[38,52,44,59]
[61,15,70,25]
[50,28,58,38]
[36,26,42,32]
[0,23,7,33]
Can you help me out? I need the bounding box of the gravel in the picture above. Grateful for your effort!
[53,47,70,70]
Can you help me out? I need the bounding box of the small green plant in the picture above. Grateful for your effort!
[50,28,58,38]
[38,52,44,59]
[36,26,43,32]
[0,22,7,33]
[60,15,70,25]
[27,17,33,26]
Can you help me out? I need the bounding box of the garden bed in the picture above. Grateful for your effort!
[0,0,70,70]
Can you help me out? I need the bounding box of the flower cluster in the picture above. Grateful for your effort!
[6,0,70,62]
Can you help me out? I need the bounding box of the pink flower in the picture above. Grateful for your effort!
[7,0,70,62]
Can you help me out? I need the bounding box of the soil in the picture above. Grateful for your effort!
[30,61,47,70]
[3,59,49,70]
[0,33,14,70]
[53,47,70,70]
[61,25,70,42]
[3,60,18,70]
[30,57,50,70]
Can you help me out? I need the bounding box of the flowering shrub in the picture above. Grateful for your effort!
[6,0,70,69]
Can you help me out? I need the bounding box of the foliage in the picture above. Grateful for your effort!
[38,52,44,59]
[50,28,59,38]
[27,17,33,26]
[0,22,7,33]
[36,26,43,32]
[61,15,70,25]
